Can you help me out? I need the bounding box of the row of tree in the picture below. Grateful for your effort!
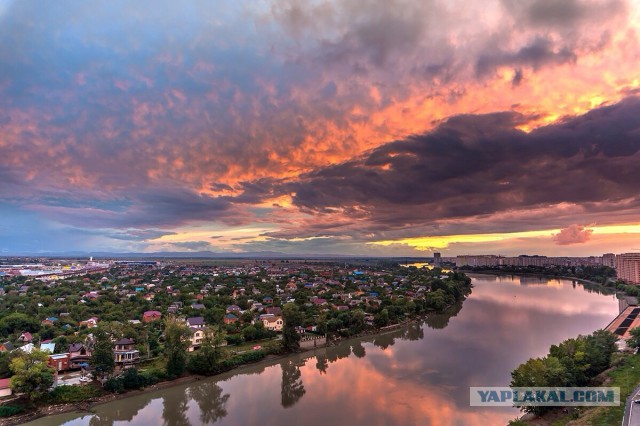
[510,330,618,416]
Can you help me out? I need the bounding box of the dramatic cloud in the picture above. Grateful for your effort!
[271,97,640,233]
[0,0,639,254]
[553,225,594,245]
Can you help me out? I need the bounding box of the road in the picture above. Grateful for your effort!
[623,384,640,426]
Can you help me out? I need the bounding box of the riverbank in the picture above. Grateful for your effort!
[511,353,640,425]
[1,318,429,426]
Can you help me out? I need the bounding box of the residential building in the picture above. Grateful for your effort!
[41,316,58,326]
[188,328,205,352]
[114,338,140,369]
[0,342,14,352]
[265,306,282,316]
[186,316,205,329]
[40,342,56,353]
[262,316,284,332]
[142,310,162,323]
[617,253,640,284]
[224,313,238,324]
[79,317,99,328]
[18,332,33,343]
[603,253,616,269]
[49,353,70,372]
[69,343,91,369]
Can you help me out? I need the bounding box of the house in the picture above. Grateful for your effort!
[114,338,140,369]
[188,328,205,352]
[265,306,282,316]
[0,378,11,398]
[17,343,34,353]
[0,342,14,352]
[48,353,70,372]
[224,313,238,324]
[311,298,328,306]
[69,343,91,369]
[226,305,241,314]
[191,303,205,310]
[18,331,33,343]
[186,317,205,329]
[286,282,298,292]
[142,310,162,323]
[79,317,99,328]
[262,296,273,304]
[262,316,284,332]
[42,316,58,326]
[40,342,56,353]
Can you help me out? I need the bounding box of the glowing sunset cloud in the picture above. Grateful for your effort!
[1,0,640,255]
[369,224,640,251]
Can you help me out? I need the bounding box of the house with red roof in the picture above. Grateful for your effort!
[142,310,162,323]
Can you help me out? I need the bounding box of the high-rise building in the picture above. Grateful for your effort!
[602,253,616,269]
[616,253,640,284]
[433,252,441,266]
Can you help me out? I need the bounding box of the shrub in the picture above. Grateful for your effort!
[0,406,24,417]
[103,377,125,394]
[225,334,243,346]
[47,385,100,403]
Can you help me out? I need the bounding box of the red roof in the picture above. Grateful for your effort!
[0,378,10,389]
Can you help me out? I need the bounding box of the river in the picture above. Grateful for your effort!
[29,274,620,426]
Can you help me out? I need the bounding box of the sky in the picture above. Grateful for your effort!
[1,0,640,257]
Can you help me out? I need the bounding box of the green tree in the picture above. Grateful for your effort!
[91,330,115,379]
[511,356,567,415]
[164,317,190,378]
[627,327,640,351]
[9,349,55,401]
[0,312,40,336]
[187,326,227,375]
[374,309,389,327]
[282,304,303,352]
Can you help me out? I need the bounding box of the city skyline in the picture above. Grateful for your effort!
[2,0,640,256]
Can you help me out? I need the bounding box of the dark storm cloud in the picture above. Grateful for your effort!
[501,0,627,28]
[30,187,237,229]
[273,96,640,229]
[476,37,576,77]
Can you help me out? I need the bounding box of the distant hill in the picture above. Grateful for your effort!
[1,250,431,261]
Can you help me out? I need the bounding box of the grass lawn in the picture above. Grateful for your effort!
[222,337,280,356]
[572,353,640,425]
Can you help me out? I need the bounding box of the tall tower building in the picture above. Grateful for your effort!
[602,253,616,269]
[433,252,441,266]
[616,253,640,284]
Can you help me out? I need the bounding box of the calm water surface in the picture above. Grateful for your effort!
[30,274,620,426]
